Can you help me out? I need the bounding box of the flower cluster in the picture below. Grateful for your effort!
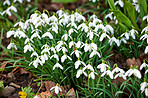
[1,0,31,16]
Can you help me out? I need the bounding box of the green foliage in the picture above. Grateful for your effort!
[51,0,77,3]
[21,86,34,98]
[0,81,4,91]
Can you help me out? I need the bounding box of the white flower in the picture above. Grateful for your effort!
[31,32,41,40]
[14,22,26,30]
[41,13,49,24]
[99,33,110,41]
[125,68,141,79]
[50,54,59,61]
[112,67,125,74]
[40,54,48,64]
[61,54,72,63]
[31,56,43,68]
[34,95,39,98]
[14,29,26,39]
[59,47,68,54]
[56,10,64,18]
[75,41,84,48]
[145,46,148,54]
[24,38,34,44]
[3,0,10,6]
[42,32,53,39]
[140,62,148,70]
[141,82,148,92]
[31,52,38,57]
[70,50,82,58]
[50,47,56,53]
[90,14,98,20]
[120,38,127,44]
[141,26,148,34]
[13,0,23,3]
[114,0,124,7]
[53,63,63,70]
[90,42,97,50]
[143,15,148,22]
[74,60,86,69]
[49,15,58,23]
[145,88,148,96]
[7,43,17,50]
[87,30,94,40]
[97,63,110,72]
[140,34,148,43]
[6,31,15,38]
[108,37,120,47]
[74,12,85,22]
[24,43,34,53]
[83,64,94,72]
[84,43,91,52]
[129,29,138,39]
[69,41,75,48]
[88,72,98,79]
[78,23,89,32]
[105,25,114,34]
[76,69,87,78]
[50,85,62,94]
[61,33,72,41]
[101,70,113,79]
[114,72,126,80]
[68,28,78,36]
[105,12,113,20]
[89,50,101,58]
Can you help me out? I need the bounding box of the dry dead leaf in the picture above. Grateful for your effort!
[9,82,20,88]
[2,86,15,97]
[66,88,76,98]
[126,57,141,68]
[39,91,52,98]
[45,81,56,91]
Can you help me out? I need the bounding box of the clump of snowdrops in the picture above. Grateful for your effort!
[6,9,148,97]
[105,0,148,58]
[0,0,37,30]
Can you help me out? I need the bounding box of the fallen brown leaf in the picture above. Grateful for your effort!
[66,88,76,98]
[45,81,56,91]
[126,57,141,68]
[39,91,52,98]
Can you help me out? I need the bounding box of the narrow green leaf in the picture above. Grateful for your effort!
[107,0,116,10]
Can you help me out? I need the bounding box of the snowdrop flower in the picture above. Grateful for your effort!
[70,50,82,58]
[105,25,114,34]
[114,72,126,80]
[53,62,63,70]
[76,69,87,78]
[34,95,39,98]
[140,82,148,96]
[76,41,84,48]
[121,32,130,40]
[24,38,34,44]
[114,0,124,7]
[140,62,148,70]
[74,12,85,22]
[112,67,125,74]
[49,15,58,23]
[69,41,75,48]
[89,72,98,79]
[67,15,77,28]
[41,45,50,55]
[143,15,148,22]
[14,29,26,39]
[31,56,43,68]
[132,3,140,13]
[59,14,70,26]
[50,54,59,61]
[108,37,120,47]
[129,29,138,39]
[90,14,98,20]
[6,31,15,38]
[42,32,53,39]
[7,43,17,50]
[78,23,89,32]
[41,13,49,24]
[14,22,26,30]
[59,47,68,54]
[31,32,41,40]
[83,43,90,52]
[68,28,78,36]
[145,46,148,54]
[61,54,72,63]
[30,52,38,57]
[50,47,56,53]
[105,12,113,20]
[50,85,62,94]
[94,24,105,33]
[55,41,67,52]
[83,64,94,72]
[13,0,23,3]
[87,30,94,40]
[74,60,86,69]
[101,70,113,79]
[24,43,34,53]
[97,63,110,72]
[141,26,148,34]
[120,38,127,44]
[125,68,141,79]
[3,0,10,6]
[140,34,148,43]
[89,50,101,58]
[90,42,97,50]
[61,33,72,41]
[40,54,48,64]
[56,10,64,18]
[99,33,110,41]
